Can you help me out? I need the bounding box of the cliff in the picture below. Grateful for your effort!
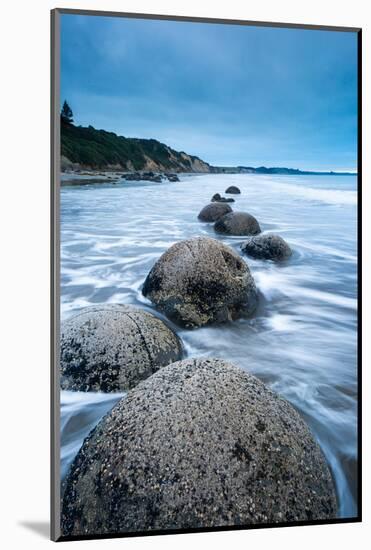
[61,123,211,173]
[61,123,355,176]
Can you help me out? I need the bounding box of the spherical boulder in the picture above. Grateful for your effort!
[211,193,235,203]
[198,202,232,222]
[61,358,337,536]
[225,185,241,194]
[214,211,261,236]
[60,304,183,392]
[241,234,292,261]
[142,237,258,328]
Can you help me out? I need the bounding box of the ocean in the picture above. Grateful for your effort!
[60,173,358,517]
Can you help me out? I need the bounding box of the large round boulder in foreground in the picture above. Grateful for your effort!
[198,202,232,222]
[225,185,241,194]
[61,358,337,536]
[60,304,182,392]
[142,237,258,328]
[214,211,261,236]
[241,234,292,261]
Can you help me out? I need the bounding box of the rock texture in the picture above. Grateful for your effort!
[122,172,180,183]
[211,193,235,203]
[214,211,261,236]
[60,305,183,392]
[198,202,233,222]
[241,234,292,261]
[225,185,241,194]
[142,237,258,327]
[61,358,337,536]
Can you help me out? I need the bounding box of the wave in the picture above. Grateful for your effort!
[60,390,124,480]
[60,173,358,517]
[263,178,357,206]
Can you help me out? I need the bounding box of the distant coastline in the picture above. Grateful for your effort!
[211,166,356,176]
[61,122,356,177]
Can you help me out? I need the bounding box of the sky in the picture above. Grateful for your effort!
[61,14,358,171]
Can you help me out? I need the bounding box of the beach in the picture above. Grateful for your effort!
[60,172,358,519]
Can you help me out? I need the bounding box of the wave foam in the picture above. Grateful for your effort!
[265,179,357,206]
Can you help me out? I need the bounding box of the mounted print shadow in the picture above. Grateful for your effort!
[51,8,361,542]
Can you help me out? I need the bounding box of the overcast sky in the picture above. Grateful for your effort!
[61,14,358,171]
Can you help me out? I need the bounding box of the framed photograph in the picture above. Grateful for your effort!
[51,8,361,542]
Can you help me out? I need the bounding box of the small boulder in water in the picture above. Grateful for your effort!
[124,172,141,181]
[60,304,183,392]
[166,173,180,182]
[61,358,337,535]
[225,185,241,194]
[211,193,235,203]
[241,234,292,261]
[214,211,261,236]
[142,237,258,327]
[198,202,232,222]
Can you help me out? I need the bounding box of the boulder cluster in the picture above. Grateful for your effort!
[122,171,180,183]
[60,179,337,536]
[198,185,292,260]
[211,193,234,203]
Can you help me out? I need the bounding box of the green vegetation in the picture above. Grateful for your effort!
[61,122,208,171]
[61,100,74,125]
[60,102,354,175]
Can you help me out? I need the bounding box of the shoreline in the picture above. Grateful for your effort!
[60,169,357,187]
[60,171,357,521]
[60,170,188,186]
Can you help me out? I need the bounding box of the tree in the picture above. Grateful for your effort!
[61,100,74,125]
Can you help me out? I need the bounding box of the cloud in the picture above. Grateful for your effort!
[61,14,358,171]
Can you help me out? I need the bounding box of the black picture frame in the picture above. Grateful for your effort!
[51,8,362,542]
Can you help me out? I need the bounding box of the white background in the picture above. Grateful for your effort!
[0,0,369,548]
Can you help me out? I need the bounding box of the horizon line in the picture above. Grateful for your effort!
[61,121,358,175]
[211,164,357,173]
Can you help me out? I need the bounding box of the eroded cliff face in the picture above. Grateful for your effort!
[121,149,211,173]
[62,153,211,173]
[61,123,212,173]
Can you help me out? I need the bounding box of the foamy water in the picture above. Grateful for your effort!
[60,173,358,517]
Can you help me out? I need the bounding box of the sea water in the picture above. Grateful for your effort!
[60,173,358,518]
